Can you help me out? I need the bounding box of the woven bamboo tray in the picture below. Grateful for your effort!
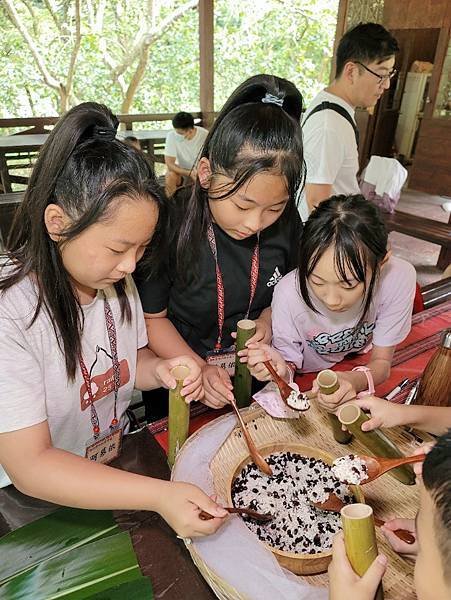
[179,402,433,599]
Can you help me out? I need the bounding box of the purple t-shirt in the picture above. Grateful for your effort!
[271,256,416,373]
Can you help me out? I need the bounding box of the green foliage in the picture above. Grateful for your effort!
[0,0,338,117]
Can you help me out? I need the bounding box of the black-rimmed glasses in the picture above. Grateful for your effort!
[355,61,397,84]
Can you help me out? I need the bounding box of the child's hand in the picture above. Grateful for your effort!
[156,481,228,538]
[201,364,233,408]
[309,373,356,412]
[328,532,387,600]
[412,442,435,480]
[353,396,404,431]
[245,343,288,382]
[155,356,203,402]
[381,518,418,559]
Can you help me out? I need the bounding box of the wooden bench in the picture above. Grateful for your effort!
[0,191,24,247]
[383,210,451,270]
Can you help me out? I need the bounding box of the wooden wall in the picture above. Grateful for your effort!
[384,0,450,30]
[409,118,451,195]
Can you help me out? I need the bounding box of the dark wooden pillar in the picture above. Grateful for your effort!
[199,0,214,128]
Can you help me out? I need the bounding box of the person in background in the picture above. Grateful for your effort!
[298,23,399,221]
[164,112,208,197]
[328,431,451,600]
[136,74,305,420]
[123,135,141,151]
[0,102,227,539]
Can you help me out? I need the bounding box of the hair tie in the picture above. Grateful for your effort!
[261,92,284,107]
[92,124,118,142]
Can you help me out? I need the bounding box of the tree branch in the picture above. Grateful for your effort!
[21,0,39,37]
[2,0,60,91]
[43,0,63,33]
[64,0,82,108]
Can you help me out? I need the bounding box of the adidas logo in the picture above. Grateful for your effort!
[267,266,282,287]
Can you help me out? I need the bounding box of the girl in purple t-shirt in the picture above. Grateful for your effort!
[246,194,416,411]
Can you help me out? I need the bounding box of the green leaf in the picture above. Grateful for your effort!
[86,577,153,599]
[0,532,141,600]
[0,508,118,584]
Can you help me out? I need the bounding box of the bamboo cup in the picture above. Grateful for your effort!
[337,403,415,485]
[168,365,190,468]
[317,370,352,444]
[341,503,384,600]
[234,319,256,409]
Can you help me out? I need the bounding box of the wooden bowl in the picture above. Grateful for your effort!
[227,441,365,575]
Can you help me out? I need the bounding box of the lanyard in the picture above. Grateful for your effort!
[207,223,260,350]
[78,294,121,439]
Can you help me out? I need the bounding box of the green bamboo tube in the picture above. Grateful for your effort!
[168,365,190,468]
[317,370,352,444]
[234,319,256,409]
[341,503,384,600]
[338,403,415,485]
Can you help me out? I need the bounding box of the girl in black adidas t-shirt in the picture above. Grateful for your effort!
[136,74,305,414]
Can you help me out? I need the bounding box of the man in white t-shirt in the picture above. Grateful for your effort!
[299,23,399,221]
[164,112,208,196]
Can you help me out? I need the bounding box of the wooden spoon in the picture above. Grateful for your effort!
[263,360,309,410]
[229,396,273,476]
[359,453,426,484]
[199,506,273,523]
[313,493,415,545]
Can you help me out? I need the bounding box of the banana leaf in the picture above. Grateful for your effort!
[0,508,119,584]
[87,577,153,599]
[0,531,142,599]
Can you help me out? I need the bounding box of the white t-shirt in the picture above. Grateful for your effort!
[0,270,147,487]
[272,256,416,373]
[298,90,361,221]
[164,126,209,170]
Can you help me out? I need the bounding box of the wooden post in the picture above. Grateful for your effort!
[341,503,384,600]
[338,404,415,485]
[199,0,214,128]
[168,365,191,468]
[234,319,256,409]
[317,370,352,444]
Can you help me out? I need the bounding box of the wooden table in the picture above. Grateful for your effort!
[0,130,169,193]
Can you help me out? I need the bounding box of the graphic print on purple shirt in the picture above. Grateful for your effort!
[307,322,376,355]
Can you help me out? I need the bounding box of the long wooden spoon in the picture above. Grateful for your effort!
[199,506,273,523]
[229,396,273,476]
[263,361,309,410]
[313,493,415,544]
[359,453,426,484]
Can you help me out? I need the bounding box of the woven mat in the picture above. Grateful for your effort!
[210,402,434,600]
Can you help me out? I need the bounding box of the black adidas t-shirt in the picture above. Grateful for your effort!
[136,208,302,358]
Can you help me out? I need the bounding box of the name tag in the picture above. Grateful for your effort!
[205,345,236,376]
[85,427,123,464]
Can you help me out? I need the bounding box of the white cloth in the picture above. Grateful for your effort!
[0,270,147,487]
[298,90,360,221]
[361,156,407,199]
[164,125,208,170]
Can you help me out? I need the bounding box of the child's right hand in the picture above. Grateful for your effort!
[157,481,228,538]
[246,343,288,382]
[381,518,418,559]
[201,364,233,408]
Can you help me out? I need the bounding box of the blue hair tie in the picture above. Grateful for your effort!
[261,92,284,107]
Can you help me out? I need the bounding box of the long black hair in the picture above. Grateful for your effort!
[1,102,166,379]
[297,194,388,324]
[176,74,305,276]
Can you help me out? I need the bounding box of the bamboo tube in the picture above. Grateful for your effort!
[341,503,384,600]
[234,319,256,409]
[168,365,190,468]
[338,404,415,485]
[317,370,352,444]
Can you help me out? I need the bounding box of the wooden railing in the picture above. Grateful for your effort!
[0,112,204,135]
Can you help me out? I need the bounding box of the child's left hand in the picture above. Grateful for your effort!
[328,532,388,600]
[309,373,357,412]
[155,356,204,403]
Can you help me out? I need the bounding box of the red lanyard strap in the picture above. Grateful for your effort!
[207,223,259,350]
[78,295,120,438]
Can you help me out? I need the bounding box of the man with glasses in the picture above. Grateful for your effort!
[298,23,399,220]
